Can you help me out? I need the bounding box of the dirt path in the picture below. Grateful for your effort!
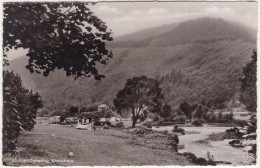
[3,124,193,166]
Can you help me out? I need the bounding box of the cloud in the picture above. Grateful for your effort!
[130,10,144,16]
[202,7,238,23]
[90,3,257,37]
[112,16,134,22]
[97,5,121,14]
[205,7,219,13]
[147,8,170,15]
[205,7,235,15]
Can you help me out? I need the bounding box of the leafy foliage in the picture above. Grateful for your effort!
[80,104,98,112]
[103,109,120,118]
[7,18,256,113]
[68,105,79,116]
[239,50,257,113]
[204,111,234,123]
[160,104,172,118]
[193,105,207,119]
[78,111,102,119]
[192,118,205,126]
[3,71,43,154]
[114,75,164,127]
[3,2,113,79]
[179,102,193,120]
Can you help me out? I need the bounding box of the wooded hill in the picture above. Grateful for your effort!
[7,17,256,114]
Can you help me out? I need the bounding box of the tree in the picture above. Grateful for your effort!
[179,101,192,121]
[80,104,98,112]
[114,76,164,127]
[194,105,205,119]
[160,104,172,118]
[3,2,113,79]
[60,116,66,123]
[218,111,223,120]
[3,71,43,154]
[68,105,79,118]
[239,50,257,113]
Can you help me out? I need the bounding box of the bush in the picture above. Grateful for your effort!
[163,118,171,122]
[195,158,208,165]
[183,152,197,162]
[153,115,160,122]
[80,105,98,112]
[233,119,248,127]
[162,130,168,135]
[159,121,175,126]
[115,122,124,128]
[160,104,172,118]
[131,127,153,135]
[182,152,213,166]
[205,113,217,122]
[168,133,179,151]
[172,125,185,135]
[208,132,239,141]
[248,144,256,155]
[60,116,65,123]
[172,115,186,124]
[192,118,204,126]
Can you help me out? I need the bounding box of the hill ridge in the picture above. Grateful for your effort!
[7,17,257,115]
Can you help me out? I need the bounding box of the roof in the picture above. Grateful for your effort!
[98,104,108,107]
[77,111,102,119]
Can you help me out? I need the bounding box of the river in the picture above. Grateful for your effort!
[152,125,255,165]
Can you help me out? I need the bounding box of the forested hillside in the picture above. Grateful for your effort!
[7,17,256,114]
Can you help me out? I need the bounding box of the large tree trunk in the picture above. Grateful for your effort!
[132,117,137,128]
[131,107,137,128]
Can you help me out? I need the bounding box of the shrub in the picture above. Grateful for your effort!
[160,121,175,126]
[160,104,172,118]
[172,115,186,124]
[80,105,98,112]
[132,127,153,135]
[233,119,248,127]
[162,130,168,135]
[192,118,204,126]
[115,122,124,128]
[207,152,216,165]
[147,124,152,128]
[183,152,197,162]
[164,118,171,122]
[153,115,160,122]
[208,132,239,141]
[142,122,148,126]
[168,133,179,151]
[248,144,256,155]
[60,116,65,123]
[206,113,217,122]
[195,158,208,165]
[172,125,185,135]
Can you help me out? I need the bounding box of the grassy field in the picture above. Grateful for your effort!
[3,124,193,166]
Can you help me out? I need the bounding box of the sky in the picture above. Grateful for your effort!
[89,1,258,37]
[5,1,258,60]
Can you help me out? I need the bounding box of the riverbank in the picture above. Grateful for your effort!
[152,125,255,165]
[3,124,193,166]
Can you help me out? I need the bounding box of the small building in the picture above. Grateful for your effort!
[65,117,77,124]
[77,111,102,125]
[49,116,60,124]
